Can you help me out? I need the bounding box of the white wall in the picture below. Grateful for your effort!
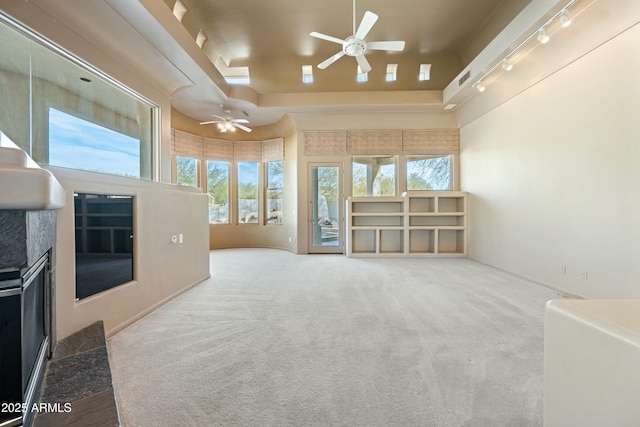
[460,22,640,298]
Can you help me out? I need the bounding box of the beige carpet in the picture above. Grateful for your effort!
[108,248,563,427]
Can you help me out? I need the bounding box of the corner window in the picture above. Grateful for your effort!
[266,160,283,224]
[406,155,452,190]
[352,156,396,196]
[238,162,259,223]
[176,156,197,187]
[207,160,229,224]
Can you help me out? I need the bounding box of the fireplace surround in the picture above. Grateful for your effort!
[0,210,57,427]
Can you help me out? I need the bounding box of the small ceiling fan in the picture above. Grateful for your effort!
[310,0,405,73]
[200,109,252,133]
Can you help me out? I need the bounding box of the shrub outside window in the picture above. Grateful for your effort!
[266,160,283,224]
[207,160,229,223]
[238,162,259,223]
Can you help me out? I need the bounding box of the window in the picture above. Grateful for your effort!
[49,109,140,177]
[0,19,155,178]
[352,156,396,196]
[266,160,283,224]
[406,155,452,190]
[176,156,197,187]
[238,162,259,223]
[207,160,229,224]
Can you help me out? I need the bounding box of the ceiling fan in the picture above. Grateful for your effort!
[200,109,252,133]
[310,0,405,73]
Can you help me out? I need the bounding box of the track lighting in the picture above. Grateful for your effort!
[537,29,550,44]
[468,0,576,97]
[559,10,572,27]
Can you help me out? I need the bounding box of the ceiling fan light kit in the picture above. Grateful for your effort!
[200,109,252,133]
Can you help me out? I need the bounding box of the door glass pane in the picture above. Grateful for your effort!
[311,166,339,247]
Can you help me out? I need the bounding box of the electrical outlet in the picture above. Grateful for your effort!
[581,271,588,280]
[171,235,178,244]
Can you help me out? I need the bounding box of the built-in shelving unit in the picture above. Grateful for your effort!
[346,191,467,257]
[74,194,133,256]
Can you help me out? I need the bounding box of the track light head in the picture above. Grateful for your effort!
[537,29,550,44]
[502,59,513,71]
[559,10,572,27]
[476,81,486,92]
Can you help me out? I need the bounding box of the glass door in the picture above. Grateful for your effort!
[308,163,343,253]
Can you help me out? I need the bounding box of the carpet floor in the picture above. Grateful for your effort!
[108,248,563,427]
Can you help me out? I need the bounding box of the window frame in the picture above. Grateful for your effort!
[265,160,284,225]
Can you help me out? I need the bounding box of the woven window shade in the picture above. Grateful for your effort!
[234,141,262,162]
[402,130,460,155]
[347,131,403,154]
[303,131,347,156]
[203,137,234,162]
[172,130,203,157]
[262,138,284,162]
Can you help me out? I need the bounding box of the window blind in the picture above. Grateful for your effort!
[402,130,460,156]
[303,131,347,156]
[262,138,284,162]
[172,129,203,157]
[203,137,234,162]
[233,140,262,162]
[347,131,403,154]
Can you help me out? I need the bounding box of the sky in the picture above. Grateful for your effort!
[48,108,140,177]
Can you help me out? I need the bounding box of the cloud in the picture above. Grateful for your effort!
[48,108,140,176]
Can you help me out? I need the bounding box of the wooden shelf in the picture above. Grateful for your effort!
[346,191,467,257]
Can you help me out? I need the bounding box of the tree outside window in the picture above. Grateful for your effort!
[207,160,229,223]
[266,160,283,224]
[238,162,259,223]
[406,155,451,190]
[176,156,197,187]
[352,156,396,196]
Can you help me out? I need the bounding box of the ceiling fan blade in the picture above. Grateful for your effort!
[233,123,252,133]
[366,41,405,51]
[355,54,371,74]
[210,114,226,121]
[310,32,345,45]
[355,11,378,40]
[231,118,249,124]
[318,51,346,69]
[199,120,223,125]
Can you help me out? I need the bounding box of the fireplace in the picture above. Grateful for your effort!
[0,209,58,427]
[0,251,51,427]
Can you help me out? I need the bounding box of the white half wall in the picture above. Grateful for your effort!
[460,21,640,298]
[47,166,210,339]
